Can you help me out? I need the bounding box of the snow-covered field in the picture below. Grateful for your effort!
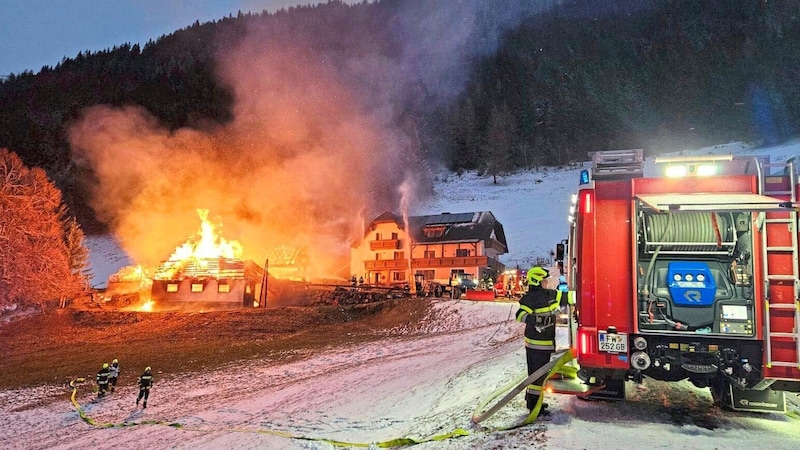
[2,301,798,450]
[3,141,800,449]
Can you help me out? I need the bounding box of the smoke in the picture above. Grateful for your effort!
[67,1,551,279]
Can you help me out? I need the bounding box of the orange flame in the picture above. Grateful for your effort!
[154,209,243,280]
[139,300,154,312]
[108,264,148,283]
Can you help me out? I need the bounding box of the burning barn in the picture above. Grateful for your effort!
[151,257,264,310]
[147,209,265,310]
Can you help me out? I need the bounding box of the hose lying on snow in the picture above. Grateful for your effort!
[472,349,577,429]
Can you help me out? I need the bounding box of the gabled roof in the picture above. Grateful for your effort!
[363,211,508,254]
[371,211,403,227]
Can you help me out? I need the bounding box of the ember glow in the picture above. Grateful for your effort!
[154,209,243,280]
[108,264,148,283]
[139,300,154,312]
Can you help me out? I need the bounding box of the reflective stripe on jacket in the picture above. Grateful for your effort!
[138,373,153,388]
[516,285,575,350]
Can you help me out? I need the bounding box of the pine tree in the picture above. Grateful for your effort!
[484,104,514,184]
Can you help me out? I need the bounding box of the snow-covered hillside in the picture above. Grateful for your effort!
[5,141,800,450]
[417,140,800,271]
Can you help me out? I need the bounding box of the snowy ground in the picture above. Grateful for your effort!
[4,141,800,449]
[1,300,798,450]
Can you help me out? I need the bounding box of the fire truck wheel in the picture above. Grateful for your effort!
[709,378,733,410]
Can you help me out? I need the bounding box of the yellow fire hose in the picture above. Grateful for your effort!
[67,352,579,446]
[472,349,577,429]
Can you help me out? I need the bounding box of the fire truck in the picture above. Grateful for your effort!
[563,149,800,412]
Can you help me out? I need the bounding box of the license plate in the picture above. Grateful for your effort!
[598,331,627,353]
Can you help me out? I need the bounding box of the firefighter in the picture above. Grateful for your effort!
[136,366,154,408]
[96,363,111,397]
[515,266,575,414]
[108,358,120,392]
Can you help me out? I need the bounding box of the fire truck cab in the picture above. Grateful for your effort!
[565,149,800,412]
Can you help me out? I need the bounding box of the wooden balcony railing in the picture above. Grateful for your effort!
[370,239,401,250]
[411,256,488,268]
[364,259,409,270]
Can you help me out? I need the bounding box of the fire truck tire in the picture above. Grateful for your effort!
[434,285,443,297]
[709,378,733,410]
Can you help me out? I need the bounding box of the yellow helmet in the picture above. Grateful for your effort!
[102,363,109,369]
[527,266,550,286]
[112,359,118,364]
[145,367,151,372]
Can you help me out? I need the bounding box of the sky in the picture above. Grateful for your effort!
[4,140,800,449]
[0,0,336,76]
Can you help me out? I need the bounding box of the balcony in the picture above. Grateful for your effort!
[370,239,401,250]
[364,259,409,270]
[411,256,488,268]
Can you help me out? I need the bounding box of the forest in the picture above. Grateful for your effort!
[0,0,798,232]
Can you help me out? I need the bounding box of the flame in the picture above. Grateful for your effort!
[109,264,148,283]
[139,300,154,312]
[155,209,243,280]
[170,209,242,260]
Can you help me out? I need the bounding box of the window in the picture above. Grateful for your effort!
[394,251,405,260]
[375,253,380,260]
[392,271,404,281]
[375,233,381,240]
[191,283,204,293]
[416,270,435,280]
[218,284,231,293]
[391,232,398,240]
[456,249,470,257]
[424,250,435,259]
[423,226,446,238]
[166,283,179,293]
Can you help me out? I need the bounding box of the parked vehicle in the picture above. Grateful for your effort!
[564,149,800,412]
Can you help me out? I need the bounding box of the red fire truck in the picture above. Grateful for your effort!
[563,149,800,412]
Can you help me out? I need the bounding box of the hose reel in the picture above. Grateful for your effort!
[641,212,736,255]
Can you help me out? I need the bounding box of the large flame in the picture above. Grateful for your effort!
[154,209,244,280]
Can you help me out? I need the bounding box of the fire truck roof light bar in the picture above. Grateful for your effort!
[654,154,734,164]
[664,163,718,178]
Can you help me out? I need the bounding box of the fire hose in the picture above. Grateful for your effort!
[471,349,577,428]
[68,377,467,446]
[67,352,578,446]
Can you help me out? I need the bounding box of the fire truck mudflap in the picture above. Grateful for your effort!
[564,149,800,412]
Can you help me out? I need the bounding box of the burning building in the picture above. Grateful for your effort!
[149,209,264,310]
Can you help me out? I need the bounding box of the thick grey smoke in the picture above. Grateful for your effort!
[68,1,554,278]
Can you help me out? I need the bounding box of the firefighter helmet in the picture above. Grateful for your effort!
[112,359,118,364]
[102,363,109,369]
[527,266,550,286]
[145,367,151,372]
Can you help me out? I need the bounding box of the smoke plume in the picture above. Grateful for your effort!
[67,1,550,279]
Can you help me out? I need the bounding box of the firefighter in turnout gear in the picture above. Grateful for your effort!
[136,367,153,408]
[516,266,575,414]
[96,363,111,397]
[108,359,120,392]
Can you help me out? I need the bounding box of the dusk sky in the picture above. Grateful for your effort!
[0,0,333,76]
